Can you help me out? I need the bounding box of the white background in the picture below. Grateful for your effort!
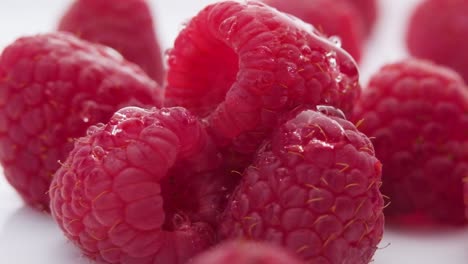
[0,0,467,263]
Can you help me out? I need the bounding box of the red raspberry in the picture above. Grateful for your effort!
[220,107,384,263]
[49,107,231,264]
[344,0,377,36]
[353,59,468,226]
[191,241,304,264]
[0,33,162,210]
[59,0,165,84]
[166,1,360,168]
[263,0,364,61]
[407,0,468,83]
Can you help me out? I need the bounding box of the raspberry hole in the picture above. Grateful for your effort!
[166,25,239,117]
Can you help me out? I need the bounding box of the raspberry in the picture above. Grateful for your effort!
[49,107,232,264]
[263,0,364,61]
[344,0,377,36]
[352,59,468,225]
[59,0,164,84]
[220,107,384,263]
[0,33,162,210]
[407,0,468,83]
[166,1,360,168]
[191,241,304,264]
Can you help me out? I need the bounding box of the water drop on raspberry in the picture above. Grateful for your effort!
[219,16,238,41]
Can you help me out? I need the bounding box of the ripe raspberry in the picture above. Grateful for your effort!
[166,1,360,168]
[59,0,165,84]
[407,0,468,83]
[353,59,468,225]
[191,240,304,264]
[220,107,384,263]
[263,0,364,61]
[0,33,162,210]
[49,107,232,264]
[344,0,377,36]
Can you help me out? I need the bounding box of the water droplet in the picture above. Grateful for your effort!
[172,212,190,230]
[287,64,297,73]
[86,125,102,136]
[287,144,305,153]
[322,93,332,104]
[91,146,105,160]
[310,139,334,148]
[108,119,118,126]
[111,111,128,124]
[86,126,99,136]
[219,16,238,41]
[292,130,303,141]
[102,46,123,60]
[327,55,337,68]
[325,51,345,85]
[300,45,312,55]
[111,126,122,135]
[328,36,342,48]
[316,105,346,119]
[160,108,171,117]
[299,55,309,63]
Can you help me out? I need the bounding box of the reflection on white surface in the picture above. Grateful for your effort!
[1,180,467,264]
[0,205,91,264]
[0,0,467,263]
[376,228,468,264]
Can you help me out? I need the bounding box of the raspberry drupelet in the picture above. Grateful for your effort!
[263,0,365,61]
[166,0,361,170]
[0,32,162,210]
[220,107,384,263]
[353,59,468,226]
[49,107,232,264]
[407,0,468,83]
[59,0,165,83]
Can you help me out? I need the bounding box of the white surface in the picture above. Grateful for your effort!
[0,0,467,263]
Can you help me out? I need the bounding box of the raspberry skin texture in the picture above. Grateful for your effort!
[49,107,230,264]
[407,0,468,84]
[190,240,305,264]
[59,0,165,84]
[166,1,360,164]
[263,0,364,62]
[0,33,162,210]
[220,108,384,263]
[352,59,468,226]
[344,0,377,36]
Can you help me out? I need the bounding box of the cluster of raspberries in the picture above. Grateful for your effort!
[0,0,467,264]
